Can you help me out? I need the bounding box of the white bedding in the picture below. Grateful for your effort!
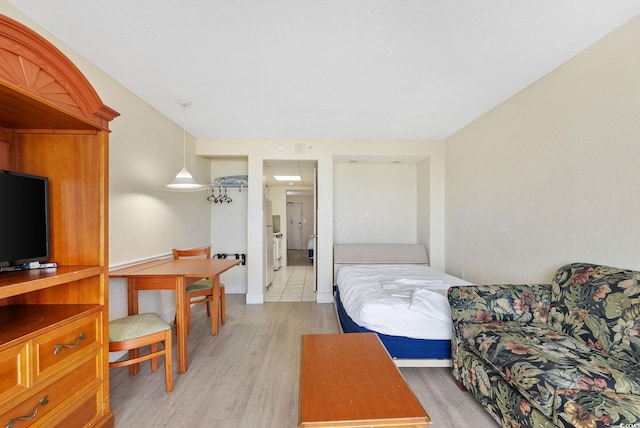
[336,264,472,340]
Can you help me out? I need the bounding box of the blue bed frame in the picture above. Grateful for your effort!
[335,287,451,360]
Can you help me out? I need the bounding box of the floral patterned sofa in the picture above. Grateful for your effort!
[448,263,640,427]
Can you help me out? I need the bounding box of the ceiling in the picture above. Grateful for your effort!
[264,160,316,188]
[7,1,640,142]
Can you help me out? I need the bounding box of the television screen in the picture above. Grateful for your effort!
[0,170,50,268]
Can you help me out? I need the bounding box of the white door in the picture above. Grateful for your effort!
[287,202,303,249]
[313,167,317,291]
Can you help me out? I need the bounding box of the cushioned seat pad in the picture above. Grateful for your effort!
[186,279,225,292]
[109,313,171,342]
[459,321,640,419]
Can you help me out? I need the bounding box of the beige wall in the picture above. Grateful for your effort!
[416,158,431,261]
[0,3,213,322]
[333,163,417,244]
[198,140,445,303]
[209,158,249,293]
[7,0,637,307]
[445,16,640,284]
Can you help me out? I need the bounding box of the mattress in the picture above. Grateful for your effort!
[335,288,452,360]
[336,264,471,340]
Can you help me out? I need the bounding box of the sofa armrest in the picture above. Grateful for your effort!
[448,283,552,325]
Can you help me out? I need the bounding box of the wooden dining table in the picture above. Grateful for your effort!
[109,257,242,373]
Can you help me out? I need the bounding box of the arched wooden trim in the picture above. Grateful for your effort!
[0,14,118,129]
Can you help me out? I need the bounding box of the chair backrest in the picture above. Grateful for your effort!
[172,246,211,260]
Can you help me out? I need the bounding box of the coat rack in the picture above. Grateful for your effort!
[207,175,248,204]
[207,186,234,203]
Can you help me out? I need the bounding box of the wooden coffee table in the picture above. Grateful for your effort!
[299,333,431,427]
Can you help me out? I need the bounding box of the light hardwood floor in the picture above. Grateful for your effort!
[109,295,497,427]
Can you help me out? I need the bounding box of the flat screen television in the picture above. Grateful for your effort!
[0,170,50,269]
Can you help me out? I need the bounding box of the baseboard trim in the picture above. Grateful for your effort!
[245,293,264,304]
[316,292,333,304]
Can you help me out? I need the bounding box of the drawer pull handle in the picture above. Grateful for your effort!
[53,332,86,355]
[5,395,49,428]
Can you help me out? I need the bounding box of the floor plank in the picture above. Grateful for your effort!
[109,295,496,427]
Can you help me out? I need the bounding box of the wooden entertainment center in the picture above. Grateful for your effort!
[0,14,118,427]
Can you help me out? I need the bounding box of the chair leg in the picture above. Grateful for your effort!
[163,330,173,392]
[186,301,191,334]
[220,288,226,325]
[205,299,211,317]
[150,343,158,372]
[128,349,140,375]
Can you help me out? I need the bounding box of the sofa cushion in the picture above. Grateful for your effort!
[555,390,640,427]
[449,283,552,324]
[551,263,640,363]
[459,321,640,420]
[455,346,556,427]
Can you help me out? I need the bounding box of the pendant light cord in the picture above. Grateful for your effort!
[161,99,207,191]
[179,99,191,170]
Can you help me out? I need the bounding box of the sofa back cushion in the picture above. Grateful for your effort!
[449,283,551,324]
[550,262,640,363]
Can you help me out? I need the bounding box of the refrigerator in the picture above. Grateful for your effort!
[265,199,275,286]
[273,231,283,271]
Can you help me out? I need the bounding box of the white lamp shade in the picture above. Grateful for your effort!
[162,167,209,191]
[161,99,209,192]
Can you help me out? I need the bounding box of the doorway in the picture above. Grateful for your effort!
[263,160,317,302]
[287,201,303,250]
[286,198,314,267]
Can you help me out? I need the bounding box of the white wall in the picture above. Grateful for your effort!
[209,158,248,293]
[445,16,640,284]
[198,140,445,304]
[0,3,213,322]
[333,163,417,244]
[416,159,431,262]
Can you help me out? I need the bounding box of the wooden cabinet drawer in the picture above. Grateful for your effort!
[0,343,29,404]
[32,313,101,383]
[0,352,100,428]
[48,387,101,428]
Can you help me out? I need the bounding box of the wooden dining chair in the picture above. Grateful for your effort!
[172,246,226,333]
[109,313,173,392]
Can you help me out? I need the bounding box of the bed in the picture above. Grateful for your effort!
[333,244,472,367]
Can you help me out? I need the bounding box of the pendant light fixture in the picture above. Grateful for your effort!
[161,100,209,192]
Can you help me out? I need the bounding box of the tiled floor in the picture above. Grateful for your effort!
[265,250,316,302]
